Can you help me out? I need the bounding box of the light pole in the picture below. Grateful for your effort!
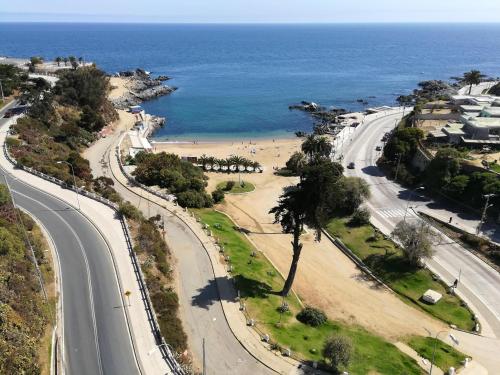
[404,186,425,222]
[429,331,459,374]
[56,161,81,211]
[476,193,495,235]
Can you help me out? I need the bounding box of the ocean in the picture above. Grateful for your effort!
[1,23,500,140]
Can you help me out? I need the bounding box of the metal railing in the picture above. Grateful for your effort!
[3,140,185,374]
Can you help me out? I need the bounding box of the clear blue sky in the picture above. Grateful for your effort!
[2,0,500,23]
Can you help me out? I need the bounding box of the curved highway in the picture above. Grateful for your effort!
[343,111,500,337]
[1,109,139,374]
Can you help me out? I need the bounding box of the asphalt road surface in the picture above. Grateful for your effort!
[0,107,139,374]
[343,112,500,337]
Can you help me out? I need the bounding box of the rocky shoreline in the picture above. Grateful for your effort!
[111,68,177,109]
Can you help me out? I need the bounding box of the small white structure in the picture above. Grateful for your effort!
[422,289,442,304]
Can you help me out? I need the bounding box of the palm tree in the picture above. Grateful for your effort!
[462,70,485,95]
[270,159,343,296]
[55,57,62,67]
[63,57,68,66]
[78,57,84,65]
[301,134,332,160]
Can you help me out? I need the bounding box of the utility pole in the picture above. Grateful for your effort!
[477,193,495,235]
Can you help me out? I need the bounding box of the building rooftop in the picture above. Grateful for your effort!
[482,107,500,117]
[460,105,483,112]
[462,115,500,129]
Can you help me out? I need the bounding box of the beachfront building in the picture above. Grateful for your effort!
[428,93,500,146]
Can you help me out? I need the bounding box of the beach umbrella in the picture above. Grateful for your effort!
[221,165,228,171]
[204,164,212,171]
[229,165,237,172]
[212,163,220,171]
[246,166,254,172]
[238,165,246,172]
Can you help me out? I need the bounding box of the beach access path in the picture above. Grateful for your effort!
[84,112,304,374]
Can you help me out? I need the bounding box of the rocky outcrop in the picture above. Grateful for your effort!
[112,69,177,109]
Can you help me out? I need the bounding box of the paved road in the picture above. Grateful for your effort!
[342,112,500,338]
[86,131,275,374]
[0,108,139,375]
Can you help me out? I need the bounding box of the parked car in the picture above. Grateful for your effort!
[347,162,355,169]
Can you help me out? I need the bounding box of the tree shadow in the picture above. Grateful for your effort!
[191,275,277,310]
[363,253,418,283]
[234,274,276,298]
[361,165,385,177]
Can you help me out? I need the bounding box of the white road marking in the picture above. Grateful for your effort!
[377,208,416,218]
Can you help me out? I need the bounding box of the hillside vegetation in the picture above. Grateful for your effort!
[0,184,54,374]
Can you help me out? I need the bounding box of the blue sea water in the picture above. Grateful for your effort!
[1,23,500,140]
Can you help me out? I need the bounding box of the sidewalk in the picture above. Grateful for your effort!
[0,129,173,374]
[109,142,320,374]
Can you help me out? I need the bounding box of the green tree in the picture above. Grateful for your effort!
[384,127,424,162]
[78,105,105,132]
[270,159,343,296]
[337,177,371,214]
[286,151,307,175]
[301,134,332,160]
[55,56,62,67]
[323,334,353,371]
[443,174,469,198]
[425,148,462,190]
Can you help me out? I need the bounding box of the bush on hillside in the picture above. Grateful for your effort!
[212,189,225,203]
[176,190,213,208]
[349,207,371,226]
[296,306,327,327]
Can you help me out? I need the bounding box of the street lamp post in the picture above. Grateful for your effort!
[429,331,459,375]
[476,193,495,235]
[56,161,81,211]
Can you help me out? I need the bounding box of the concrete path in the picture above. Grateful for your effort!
[394,342,443,375]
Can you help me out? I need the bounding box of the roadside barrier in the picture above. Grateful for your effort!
[3,140,185,374]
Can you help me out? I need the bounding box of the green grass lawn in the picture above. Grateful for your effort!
[194,208,424,374]
[216,180,255,193]
[326,217,475,331]
[407,336,466,372]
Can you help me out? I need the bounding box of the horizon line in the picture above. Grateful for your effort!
[2,20,500,25]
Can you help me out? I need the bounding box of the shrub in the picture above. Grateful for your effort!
[323,334,353,371]
[349,207,371,226]
[176,190,213,208]
[118,201,143,220]
[225,181,235,191]
[212,189,225,203]
[296,306,327,327]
